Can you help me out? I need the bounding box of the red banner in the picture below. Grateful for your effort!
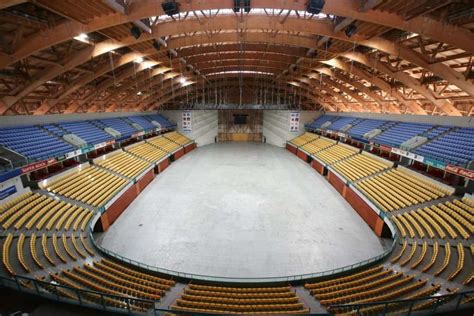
[379,144,392,152]
[21,158,56,174]
[445,165,474,180]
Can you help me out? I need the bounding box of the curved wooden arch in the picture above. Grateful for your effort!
[5,0,473,70]
[0,1,472,116]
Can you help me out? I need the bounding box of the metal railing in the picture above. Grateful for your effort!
[1,273,472,316]
[329,290,474,315]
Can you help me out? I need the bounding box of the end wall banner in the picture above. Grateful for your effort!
[182,111,192,132]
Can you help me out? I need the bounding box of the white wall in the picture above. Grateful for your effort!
[263,111,321,147]
[0,111,156,128]
[326,111,474,128]
[159,110,218,147]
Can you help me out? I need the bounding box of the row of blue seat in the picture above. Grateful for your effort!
[306,115,473,167]
[0,114,176,164]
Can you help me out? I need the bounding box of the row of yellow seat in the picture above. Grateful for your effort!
[95,151,150,179]
[99,258,175,286]
[298,138,334,155]
[188,284,291,293]
[313,144,358,165]
[126,142,168,163]
[49,271,151,311]
[173,284,307,314]
[1,193,93,232]
[164,131,192,145]
[391,240,467,281]
[331,154,391,182]
[356,169,447,212]
[0,191,33,214]
[343,284,442,316]
[393,200,472,240]
[288,132,319,147]
[147,135,181,153]
[46,166,128,207]
[305,264,429,309]
[71,265,161,301]
[45,259,176,310]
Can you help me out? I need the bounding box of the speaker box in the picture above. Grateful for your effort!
[162,2,179,16]
[306,0,325,14]
[130,26,141,39]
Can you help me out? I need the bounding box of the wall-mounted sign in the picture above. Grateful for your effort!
[423,157,446,170]
[390,148,424,163]
[21,158,57,174]
[65,149,82,160]
[289,112,300,132]
[182,111,192,132]
[132,131,145,138]
[0,186,17,200]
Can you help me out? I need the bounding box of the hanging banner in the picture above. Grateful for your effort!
[289,112,300,132]
[182,111,192,132]
[445,165,474,180]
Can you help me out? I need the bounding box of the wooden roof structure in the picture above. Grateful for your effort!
[0,0,473,116]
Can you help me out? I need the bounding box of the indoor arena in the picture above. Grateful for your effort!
[0,1,473,316]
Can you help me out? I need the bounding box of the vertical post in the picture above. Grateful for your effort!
[76,288,82,305]
[455,293,463,310]
[431,297,440,314]
[407,299,414,316]
[101,293,106,310]
[127,298,131,315]
[15,276,21,291]
[33,279,40,295]
[55,284,60,301]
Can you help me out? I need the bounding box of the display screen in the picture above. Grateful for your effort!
[233,114,247,125]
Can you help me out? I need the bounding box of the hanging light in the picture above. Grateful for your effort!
[73,33,89,43]
[134,57,144,64]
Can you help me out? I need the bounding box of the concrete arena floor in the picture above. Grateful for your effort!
[98,142,388,278]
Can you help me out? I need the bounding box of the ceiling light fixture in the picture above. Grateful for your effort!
[73,33,89,43]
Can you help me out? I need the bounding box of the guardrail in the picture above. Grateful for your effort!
[0,273,472,316]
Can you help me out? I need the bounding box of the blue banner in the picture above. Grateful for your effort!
[0,186,17,200]
[0,169,22,183]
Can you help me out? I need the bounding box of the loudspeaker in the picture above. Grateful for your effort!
[130,26,141,39]
[233,0,241,12]
[243,0,251,13]
[161,1,179,16]
[306,0,325,14]
[345,23,357,38]
[152,39,161,51]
